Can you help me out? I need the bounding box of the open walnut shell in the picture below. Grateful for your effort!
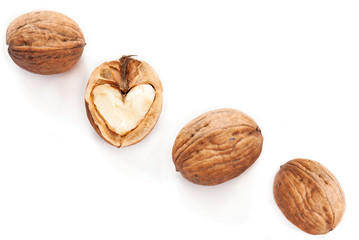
[273,158,345,235]
[85,56,163,147]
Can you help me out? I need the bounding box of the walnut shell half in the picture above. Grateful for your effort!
[6,11,85,75]
[172,108,263,186]
[273,158,345,235]
[85,56,163,148]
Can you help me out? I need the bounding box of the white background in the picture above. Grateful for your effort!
[0,0,358,239]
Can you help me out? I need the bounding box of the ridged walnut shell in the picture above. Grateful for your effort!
[273,158,345,235]
[172,108,263,186]
[6,11,85,75]
[85,56,163,148]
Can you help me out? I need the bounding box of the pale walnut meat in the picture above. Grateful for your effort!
[85,56,163,147]
[6,11,85,75]
[172,108,263,186]
[273,158,346,235]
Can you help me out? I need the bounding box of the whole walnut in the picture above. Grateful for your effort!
[172,108,263,186]
[6,11,85,75]
[273,158,345,235]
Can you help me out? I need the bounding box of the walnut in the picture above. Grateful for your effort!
[172,108,263,185]
[85,56,163,147]
[6,11,85,75]
[273,158,346,235]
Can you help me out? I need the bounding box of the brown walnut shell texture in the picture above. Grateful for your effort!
[172,108,263,186]
[85,56,163,148]
[6,11,85,75]
[273,158,345,235]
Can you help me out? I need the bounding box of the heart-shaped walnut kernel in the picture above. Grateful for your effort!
[273,158,345,235]
[85,56,163,147]
[172,108,263,185]
[93,84,155,135]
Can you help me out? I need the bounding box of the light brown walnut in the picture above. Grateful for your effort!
[172,108,263,186]
[85,56,163,148]
[273,158,346,235]
[6,11,85,75]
